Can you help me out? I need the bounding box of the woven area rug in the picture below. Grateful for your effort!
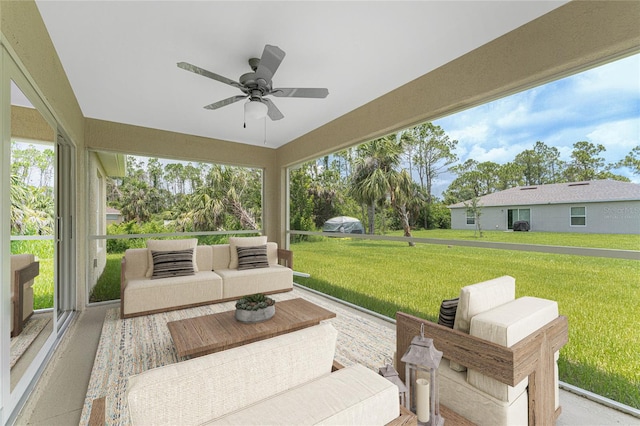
[79,288,396,425]
[10,315,51,369]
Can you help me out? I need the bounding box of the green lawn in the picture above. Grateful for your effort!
[33,258,54,310]
[291,236,640,409]
[89,254,123,303]
[12,240,55,311]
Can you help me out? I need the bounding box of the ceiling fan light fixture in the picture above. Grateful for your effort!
[244,99,268,120]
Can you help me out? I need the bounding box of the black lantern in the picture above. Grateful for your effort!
[378,357,408,407]
[400,323,444,426]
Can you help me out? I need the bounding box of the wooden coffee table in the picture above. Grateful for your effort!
[167,298,336,358]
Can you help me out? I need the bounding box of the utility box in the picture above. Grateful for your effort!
[513,220,530,231]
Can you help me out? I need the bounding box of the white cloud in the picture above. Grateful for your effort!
[427,53,639,196]
[587,119,639,151]
[573,54,640,94]
[448,122,491,144]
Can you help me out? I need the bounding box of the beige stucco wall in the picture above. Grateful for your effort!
[11,106,55,142]
[87,152,107,293]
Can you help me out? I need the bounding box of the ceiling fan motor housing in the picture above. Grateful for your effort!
[240,73,271,97]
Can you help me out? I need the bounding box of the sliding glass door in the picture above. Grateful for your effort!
[56,138,75,326]
[1,47,76,424]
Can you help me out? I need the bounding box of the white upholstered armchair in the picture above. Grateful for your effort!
[396,276,568,426]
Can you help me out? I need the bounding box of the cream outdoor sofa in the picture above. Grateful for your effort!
[121,323,402,425]
[120,237,293,318]
[396,276,568,426]
[10,254,39,337]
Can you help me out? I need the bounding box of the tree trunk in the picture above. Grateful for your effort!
[398,204,414,247]
[230,199,258,230]
[367,202,376,234]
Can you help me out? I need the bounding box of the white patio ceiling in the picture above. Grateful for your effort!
[35,1,567,148]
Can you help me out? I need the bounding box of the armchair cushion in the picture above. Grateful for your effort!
[453,275,516,334]
[467,296,559,401]
[451,275,515,371]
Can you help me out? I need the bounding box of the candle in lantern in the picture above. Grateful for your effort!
[416,378,430,422]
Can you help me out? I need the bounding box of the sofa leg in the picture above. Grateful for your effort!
[88,397,106,426]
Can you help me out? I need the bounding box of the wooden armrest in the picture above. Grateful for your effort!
[386,405,417,426]
[396,312,568,386]
[16,260,39,284]
[12,260,39,337]
[88,397,106,426]
[277,248,293,269]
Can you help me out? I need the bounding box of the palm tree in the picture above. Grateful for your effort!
[10,173,54,236]
[350,135,414,245]
[177,165,260,231]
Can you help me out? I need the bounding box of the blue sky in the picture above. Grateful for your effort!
[431,53,640,197]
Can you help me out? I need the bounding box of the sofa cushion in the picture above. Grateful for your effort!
[236,245,269,270]
[127,323,338,426]
[450,276,515,371]
[467,296,558,402]
[124,249,150,280]
[212,244,231,271]
[123,271,223,315]
[217,265,293,299]
[150,249,195,279]
[205,364,399,425]
[228,236,267,269]
[145,239,198,277]
[195,245,213,272]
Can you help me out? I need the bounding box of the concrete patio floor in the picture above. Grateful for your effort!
[13,286,640,425]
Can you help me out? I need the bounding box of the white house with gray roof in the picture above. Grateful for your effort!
[449,180,640,234]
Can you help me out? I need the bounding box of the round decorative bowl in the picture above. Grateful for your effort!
[235,305,276,323]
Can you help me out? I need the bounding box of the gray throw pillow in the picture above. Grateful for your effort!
[437,297,459,329]
[236,245,270,270]
[150,248,195,279]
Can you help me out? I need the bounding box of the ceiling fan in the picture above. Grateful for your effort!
[178,45,329,121]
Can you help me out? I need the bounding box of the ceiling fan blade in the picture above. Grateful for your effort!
[178,62,242,89]
[255,45,286,83]
[271,88,329,98]
[262,98,284,121]
[203,95,247,110]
